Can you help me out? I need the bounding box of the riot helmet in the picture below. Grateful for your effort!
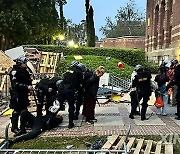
[134,64,143,72]
[39,73,48,79]
[70,61,79,67]
[77,63,87,72]
[15,55,28,65]
[171,59,178,66]
[56,79,63,88]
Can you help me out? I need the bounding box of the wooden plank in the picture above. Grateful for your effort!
[101,135,119,149]
[133,139,144,154]
[144,140,153,154]
[127,137,136,151]
[0,75,6,91]
[155,141,162,154]
[113,136,126,150]
[165,143,173,154]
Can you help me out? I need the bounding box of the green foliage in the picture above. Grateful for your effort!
[24,45,145,66]
[57,55,133,79]
[86,6,95,47]
[10,135,180,153]
[12,136,107,149]
[0,0,59,49]
[142,61,159,74]
[24,45,158,75]
[85,0,95,47]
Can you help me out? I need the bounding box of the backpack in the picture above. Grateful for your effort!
[154,96,164,108]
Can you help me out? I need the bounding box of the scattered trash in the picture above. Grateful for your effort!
[66,145,73,149]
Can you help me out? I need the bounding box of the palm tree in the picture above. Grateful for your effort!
[56,0,67,31]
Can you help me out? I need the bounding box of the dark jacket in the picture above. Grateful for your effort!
[85,72,100,97]
[174,64,180,87]
[132,70,152,95]
[155,73,169,88]
[35,77,61,93]
[62,66,83,90]
[9,65,32,108]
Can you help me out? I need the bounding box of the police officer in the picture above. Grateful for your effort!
[9,55,33,133]
[47,62,86,129]
[129,65,141,118]
[35,76,62,117]
[129,65,152,120]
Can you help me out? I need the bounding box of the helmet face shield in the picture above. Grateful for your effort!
[171,59,178,66]
[56,80,63,88]
[16,55,27,64]
[134,64,143,72]
[70,61,79,67]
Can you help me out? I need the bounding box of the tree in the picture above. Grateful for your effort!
[87,6,95,47]
[100,0,145,38]
[0,0,59,50]
[56,0,67,32]
[85,0,95,47]
[65,19,86,45]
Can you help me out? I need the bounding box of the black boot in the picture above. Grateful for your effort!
[11,128,19,134]
[129,114,134,119]
[11,112,19,133]
[6,140,13,148]
[14,129,26,137]
[68,123,75,129]
[134,111,141,115]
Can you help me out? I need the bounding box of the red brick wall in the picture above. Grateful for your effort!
[96,37,145,49]
[146,0,180,51]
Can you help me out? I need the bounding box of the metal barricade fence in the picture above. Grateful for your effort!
[0,124,131,154]
[0,149,128,154]
[108,74,130,91]
[97,74,130,98]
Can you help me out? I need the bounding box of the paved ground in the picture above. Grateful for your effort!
[0,94,180,139]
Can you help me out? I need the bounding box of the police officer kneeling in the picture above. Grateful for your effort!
[35,76,62,117]
[129,65,152,120]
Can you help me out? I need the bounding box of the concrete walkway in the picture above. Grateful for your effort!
[1,97,180,139]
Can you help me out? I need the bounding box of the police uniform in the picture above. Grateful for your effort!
[9,57,32,133]
[35,77,61,117]
[131,69,152,120]
[47,63,85,129]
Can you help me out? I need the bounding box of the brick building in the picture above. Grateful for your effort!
[146,0,180,64]
[96,36,145,50]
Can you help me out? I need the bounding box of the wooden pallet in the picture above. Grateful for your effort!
[102,135,173,154]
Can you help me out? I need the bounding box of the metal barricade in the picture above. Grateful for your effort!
[0,125,131,154]
[0,149,128,154]
[97,74,130,98]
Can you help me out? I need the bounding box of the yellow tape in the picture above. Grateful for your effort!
[3,109,13,116]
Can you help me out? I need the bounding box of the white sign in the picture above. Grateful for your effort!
[99,73,109,87]
[5,46,24,60]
